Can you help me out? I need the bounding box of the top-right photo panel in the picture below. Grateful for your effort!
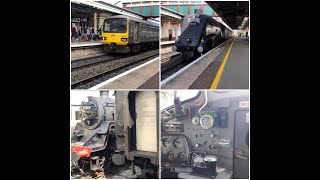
[160,1,249,90]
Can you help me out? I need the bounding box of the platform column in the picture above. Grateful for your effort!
[94,12,97,35]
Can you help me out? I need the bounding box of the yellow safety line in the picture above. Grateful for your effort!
[210,37,236,89]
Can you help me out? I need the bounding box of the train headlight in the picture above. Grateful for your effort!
[102,37,106,40]
[187,38,191,43]
[121,38,127,42]
[197,46,203,53]
[172,46,177,51]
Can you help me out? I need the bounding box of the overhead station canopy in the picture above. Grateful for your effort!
[71,0,146,20]
[206,1,249,30]
[161,6,184,19]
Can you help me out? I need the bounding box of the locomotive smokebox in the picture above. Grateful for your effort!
[204,155,217,177]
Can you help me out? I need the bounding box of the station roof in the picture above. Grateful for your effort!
[161,6,184,19]
[71,0,146,20]
[206,1,249,30]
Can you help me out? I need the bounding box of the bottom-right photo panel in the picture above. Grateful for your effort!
[160,90,249,179]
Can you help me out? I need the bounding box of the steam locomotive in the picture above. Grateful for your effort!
[161,91,249,179]
[172,10,233,60]
[71,91,159,178]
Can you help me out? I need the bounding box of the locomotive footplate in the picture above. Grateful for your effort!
[161,166,233,179]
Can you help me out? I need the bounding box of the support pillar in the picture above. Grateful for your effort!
[94,12,97,34]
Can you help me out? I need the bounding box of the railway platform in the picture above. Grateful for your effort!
[161,37,249,89]
[71,41,104,61]
[71,40,103,48]
[161,40,175,54]
[161,51,180,61]
[89,57,160,90]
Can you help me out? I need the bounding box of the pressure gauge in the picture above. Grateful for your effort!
[200,115,214,129]
[163,138,170,147]
[173,138,182,148]
[192,116,200,125]
[168,152,175,160]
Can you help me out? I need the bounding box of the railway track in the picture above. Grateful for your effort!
[71,50,159,89]
[71,54,124,70]
[160,53,190,81]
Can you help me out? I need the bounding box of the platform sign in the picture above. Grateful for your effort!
[72,18,81,21]
[239,101,249,108]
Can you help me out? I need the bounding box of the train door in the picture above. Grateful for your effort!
[129,21,135,43]
[135,91,157,152]
[233,110,249,178]
[134,22,139,43]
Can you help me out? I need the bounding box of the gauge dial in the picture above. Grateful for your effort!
[178,152,186,161]
[168,152,175,160]
[192,116,200,125]
[163,138,170,147]
[200,115,214,129]
[173,138,182,148]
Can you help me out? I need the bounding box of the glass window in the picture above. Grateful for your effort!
[104,18,127,33]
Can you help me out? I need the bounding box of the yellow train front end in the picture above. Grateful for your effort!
[101,17,130,53]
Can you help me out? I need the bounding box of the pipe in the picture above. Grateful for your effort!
[198,91,208,113]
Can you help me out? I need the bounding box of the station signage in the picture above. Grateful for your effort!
[71,18,87,22]
[72,18,81,21]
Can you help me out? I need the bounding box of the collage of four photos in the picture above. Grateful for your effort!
[70,0,249,179]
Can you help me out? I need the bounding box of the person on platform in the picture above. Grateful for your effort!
[75,26,79,43]
[86,27,90,42]
[71,23,76,42]
[168,29,173,41]
[246,31,248,40]
[83,26,87,41]
[91,27,95,41]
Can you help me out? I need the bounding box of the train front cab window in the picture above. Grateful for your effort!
[104,18,127,33]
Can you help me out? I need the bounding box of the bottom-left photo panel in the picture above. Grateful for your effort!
[71,90,159,179]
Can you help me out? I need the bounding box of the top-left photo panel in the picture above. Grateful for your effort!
[71,0,160,90]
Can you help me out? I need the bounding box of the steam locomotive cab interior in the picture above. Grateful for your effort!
[161,91,249,179]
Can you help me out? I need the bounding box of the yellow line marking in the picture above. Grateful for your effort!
[210,38,236,89]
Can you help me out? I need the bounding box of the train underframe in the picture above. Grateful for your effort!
[104,41,159,53]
